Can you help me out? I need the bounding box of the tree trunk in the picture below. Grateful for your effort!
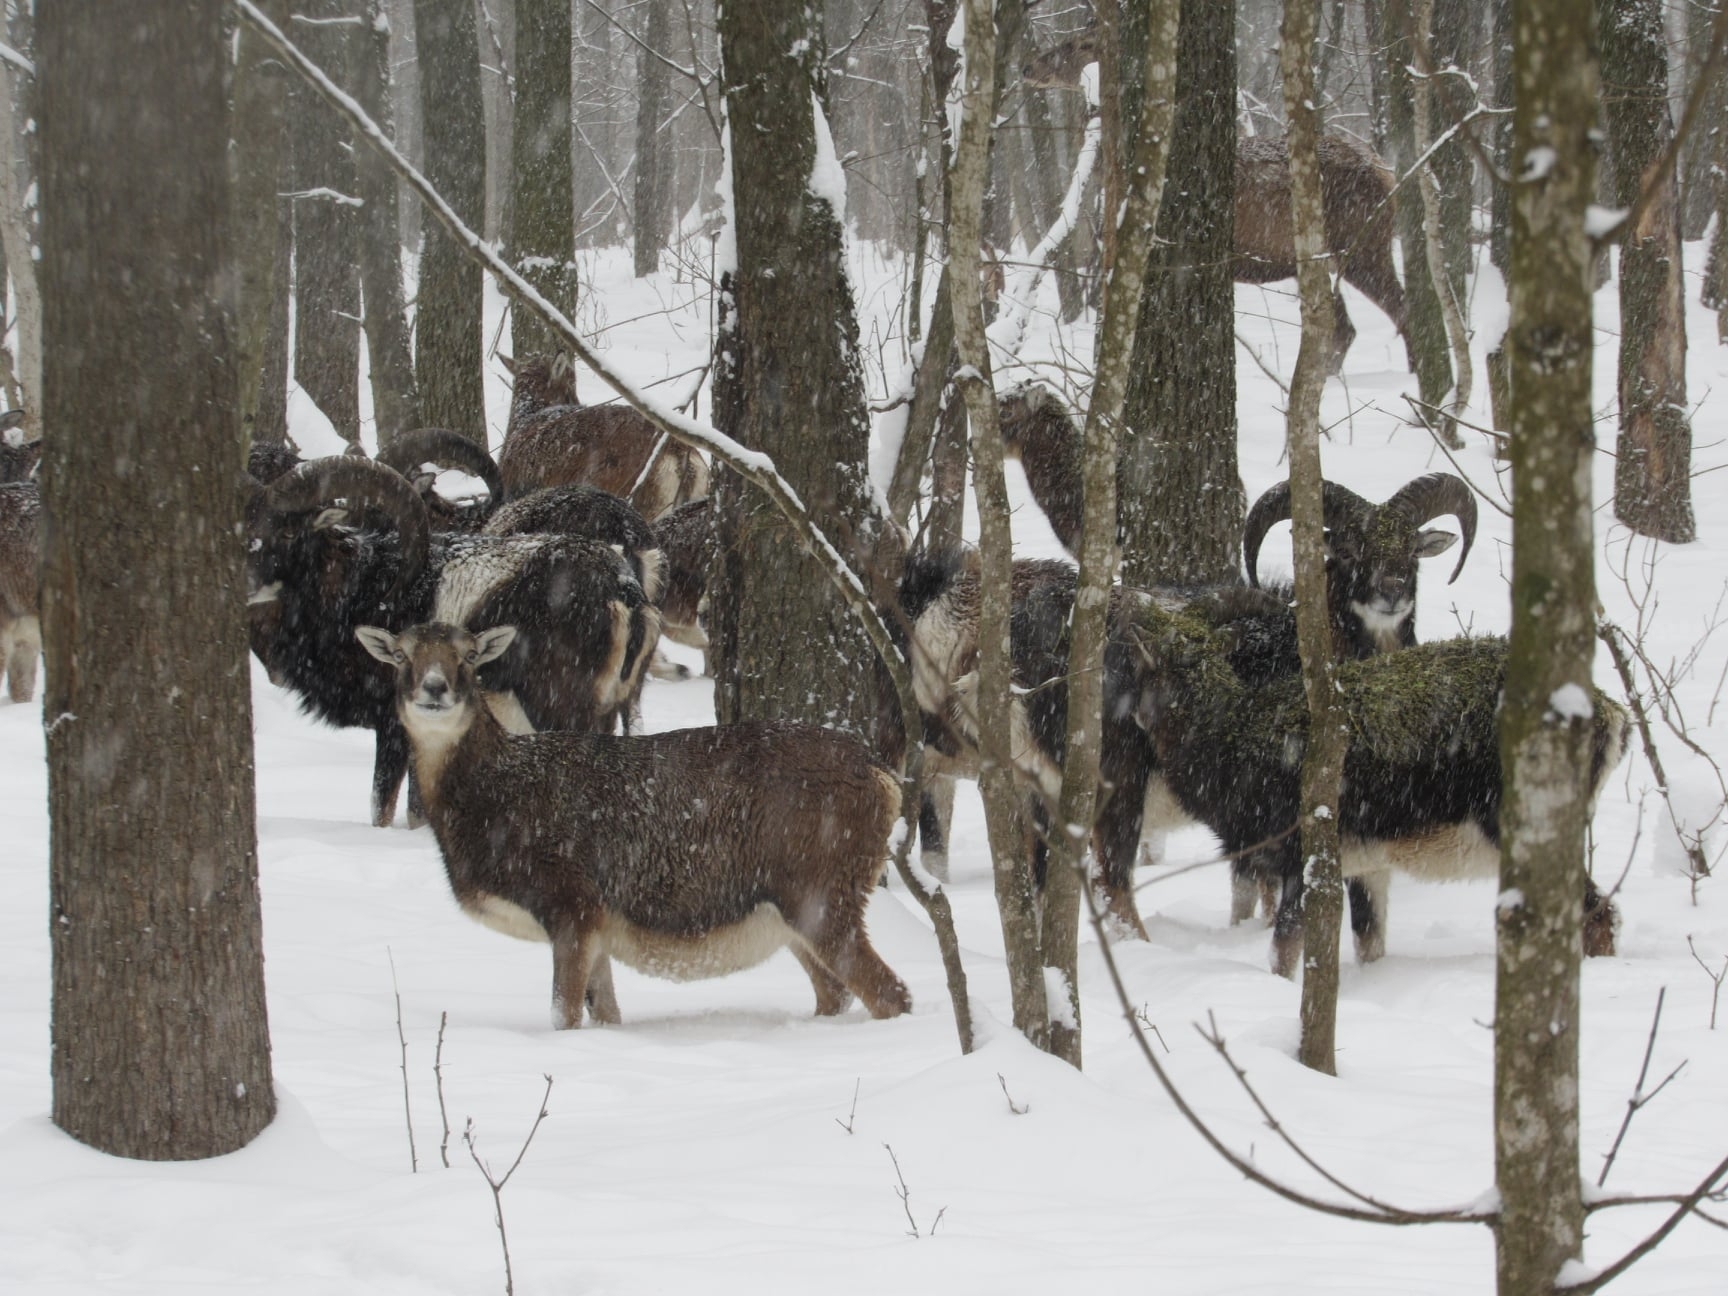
[1489,0,1513,275]
[1119,0,1243,590]
[0,7,40,438]
[1429,0,1476,305]
[512,0,580,352]
[1496,0,1597,1283]
[1281,0,1348,1074]
[1382,0,1454,408]
[710,0,886,750]
[1044,0,1180,1071]
[38,0,275,1161]
[258,188,293,448]
[633,0,673,277]
[1680,0,1725,241]
[356,0,421,444]
[1602,0,1696,544]
[1412,0,1473,440]
[415,0,487,439]
[476,0,513,248]
[290,0,362,449]
[949,0,1050,1050]
[232,0,289,451]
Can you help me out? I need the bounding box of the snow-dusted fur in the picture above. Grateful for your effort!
[358,622,911,1028]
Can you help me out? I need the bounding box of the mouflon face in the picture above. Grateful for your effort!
[355,622,517,719]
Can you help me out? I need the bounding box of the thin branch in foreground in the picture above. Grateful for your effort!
[1596,988,1686,1188]
[1559,1151,1728,1295]
[997,1074,1028,1116]
[883,1143,944,1238]
[386,948,417,1174]
[465,1075,554,1296]
[836,1079,860,1135]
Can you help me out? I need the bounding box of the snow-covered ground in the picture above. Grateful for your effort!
[2,239,1726,1294]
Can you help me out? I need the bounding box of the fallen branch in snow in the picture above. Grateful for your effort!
[465,1075,554,1296]
[836,1079,860,1135]
[884,1143,945,1238]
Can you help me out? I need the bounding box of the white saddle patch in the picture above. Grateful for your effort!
[434,537,552,627]
[1342,821,1498,883]
[462,894,550,943]
[599,903,793,982]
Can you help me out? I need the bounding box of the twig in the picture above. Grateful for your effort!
[997,1073,1028,1116]
[1558,1151,1728,1295]
[387,948,417,1173]
[1133,1006,1171,1053]
[836,1079,860,1134]
[884,1143,944,1237]
[435,1010,452,1168]
[1687,937,1728,1030]
[465,1075,554,1296]
[1597,989,1686,1188]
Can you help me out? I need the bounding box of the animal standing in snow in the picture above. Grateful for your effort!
[246,456,655,826]
[497,352,710,520]
[357,621,912,1028]
[1126,603,1627,974]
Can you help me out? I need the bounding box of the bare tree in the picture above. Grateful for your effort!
[415,0,487,438]
[232,0,289,449]
[1496,0,1600,1282]
[38,0,275,1160]
[511,0,579,351]
[633,0,674,276]
[1602,0,1696,544]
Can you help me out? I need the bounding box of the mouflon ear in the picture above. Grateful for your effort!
[355,626,400,664]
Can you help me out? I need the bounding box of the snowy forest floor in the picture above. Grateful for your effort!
[2,241,1726,1293]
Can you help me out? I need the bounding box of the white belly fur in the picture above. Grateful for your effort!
[600,903,794,982]
[462,894,550,942]
[1341,821,1499,883]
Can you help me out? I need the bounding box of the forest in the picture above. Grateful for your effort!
[0,0,1725,1292]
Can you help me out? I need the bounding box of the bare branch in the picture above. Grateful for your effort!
[386,949,417,1173]
[1596,988,1686,1187]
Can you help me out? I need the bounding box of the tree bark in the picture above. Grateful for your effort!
[710,0,886,749]
[290,0,362,448]
[1381,0,1454,409]
[511,0,580,352]
[356,0,420,444]
[1281,0,1348,1075]
[950,0,1050,1050]
[1489,0,1513,275]
[0,7,40,438]
[415,0,487,439]
[1602,0,1696,544]
[1119,0,1243,590]
[38,0,275,1160]
[232,0,289,451]
[1496,0,1597,1283]
[1680,0,1725,241]
[633,0,674,277]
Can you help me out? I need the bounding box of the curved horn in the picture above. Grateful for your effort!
[1243,480,1374,586]
[374,428,503,509]
[1384,472,1478,584]
[267,456,431,593]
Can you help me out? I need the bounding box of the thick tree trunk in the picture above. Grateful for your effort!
[1119,0,1243,590]
[1429,0,1476,305]
[356,0,420,444]
[1496,0,1597,1284]
[38,0,275,1160]
[511,0,580,353]
[232,0,289,451]
[633,0,673,277]
[1282,0,1348,1074]
[257,189,293,448]
[415,0,487,439]
[1680,1,1725,241]
[710,0,885,749]
[290,0,362,448]
[1489,0,1513,274]
[1603,0,1696,544]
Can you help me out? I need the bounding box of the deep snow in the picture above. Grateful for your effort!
[2,239,1726,1294]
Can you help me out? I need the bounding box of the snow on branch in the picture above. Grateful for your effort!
[0,41,32,77]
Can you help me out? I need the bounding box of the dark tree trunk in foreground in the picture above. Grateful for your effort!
[634,0,674,277]
[232,0,289,450]
[356,0,420,445]
[415,0,487,440]
[711,0,886,748]
[38,0,275,1160]
[1497,0,1598,1284]
[1602,0,1696,544]
[512,0,580,354]
[1282,0,1347,1076]
[1119,0,1242,589]
[1680,0,1726,241]
[290,0,361,447]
